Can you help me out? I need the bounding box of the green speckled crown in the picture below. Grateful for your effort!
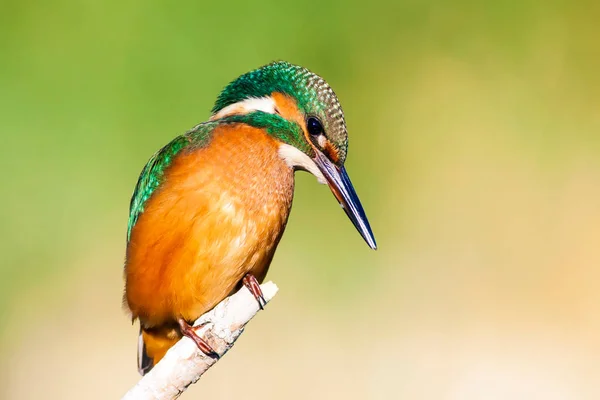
[213,61,348,162]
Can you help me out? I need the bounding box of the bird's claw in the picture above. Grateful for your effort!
[242,274,267,310]
[178,318,220,359]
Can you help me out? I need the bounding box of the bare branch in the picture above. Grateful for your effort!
[121,281,279,400]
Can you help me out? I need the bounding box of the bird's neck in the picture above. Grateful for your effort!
[210,91,313,157]
[218,112,310,154]
[181,123,296,230]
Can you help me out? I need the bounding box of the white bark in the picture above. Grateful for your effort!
[121,281,279,400]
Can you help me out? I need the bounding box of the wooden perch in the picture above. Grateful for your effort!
[121,281,279,400]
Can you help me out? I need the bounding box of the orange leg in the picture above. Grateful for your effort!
[177,318,220,359]
[242,273,266,310]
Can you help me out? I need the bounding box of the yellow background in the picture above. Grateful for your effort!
[1,1,599,398]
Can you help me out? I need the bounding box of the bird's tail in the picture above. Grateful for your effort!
[138,325,181,375]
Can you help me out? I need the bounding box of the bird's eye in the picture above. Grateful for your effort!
[306,117,323,136]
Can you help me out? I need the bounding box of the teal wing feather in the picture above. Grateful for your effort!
[127,122,216,242]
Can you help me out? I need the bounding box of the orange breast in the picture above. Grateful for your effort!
[125,124,294,327]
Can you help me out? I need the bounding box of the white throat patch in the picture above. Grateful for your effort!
[278,144,326,184]
[211,96,276,120]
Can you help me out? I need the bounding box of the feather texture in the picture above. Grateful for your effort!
[127,123,216,241]
[124,123,295,372]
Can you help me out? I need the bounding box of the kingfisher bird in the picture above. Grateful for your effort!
[124,61,376,375]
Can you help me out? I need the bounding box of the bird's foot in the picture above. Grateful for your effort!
[178,318,220,359]
[242,273,266,310]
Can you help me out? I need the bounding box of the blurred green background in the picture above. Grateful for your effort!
[1,0,600,398]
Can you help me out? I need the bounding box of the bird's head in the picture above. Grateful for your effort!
[210,61,376,249]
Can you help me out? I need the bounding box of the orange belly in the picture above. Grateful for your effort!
[124,124,294,366]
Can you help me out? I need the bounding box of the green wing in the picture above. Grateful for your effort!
[127,123,216,241]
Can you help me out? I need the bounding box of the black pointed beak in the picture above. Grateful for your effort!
[314,151,377,250]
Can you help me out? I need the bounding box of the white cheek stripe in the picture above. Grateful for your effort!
[211,96,277,120]
[278,143,326,184]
